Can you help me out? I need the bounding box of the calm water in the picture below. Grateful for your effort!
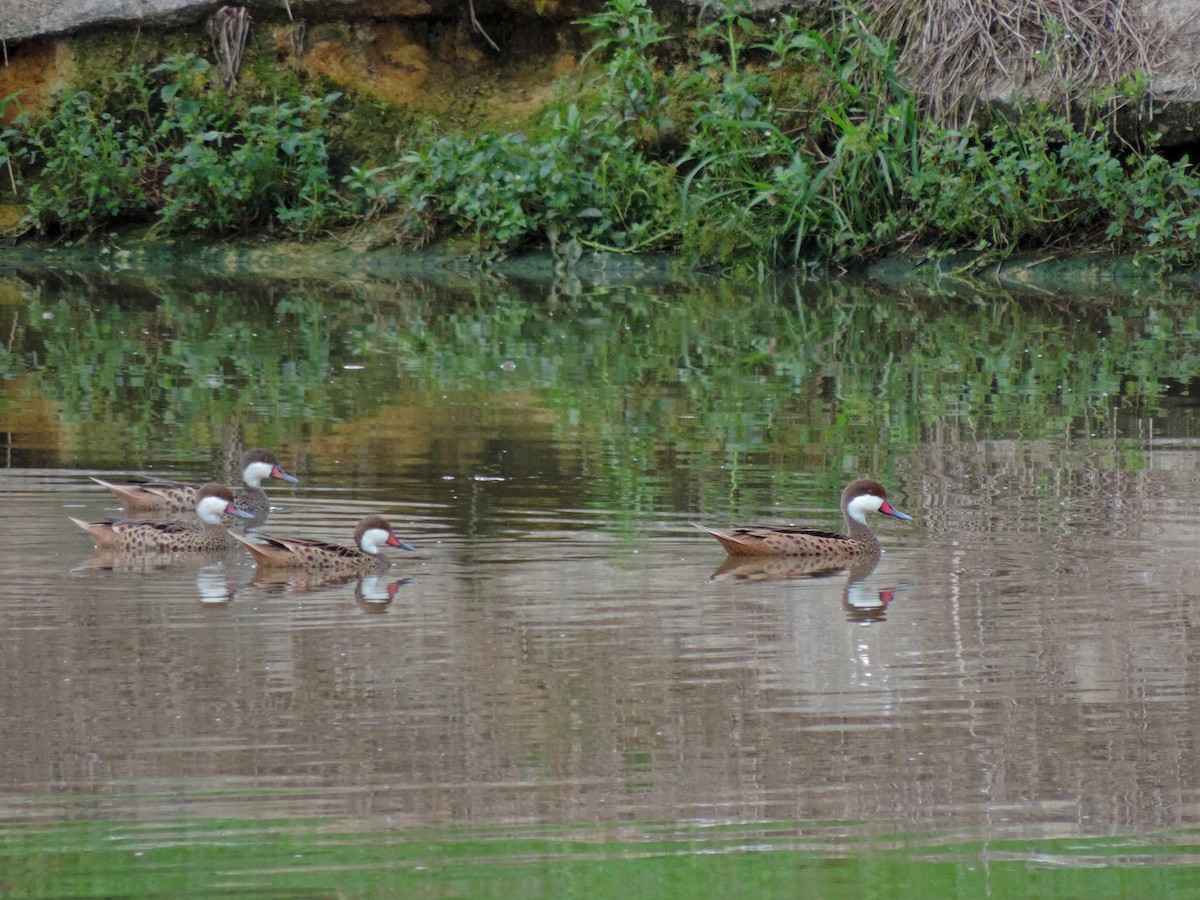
[3,251,1200,896]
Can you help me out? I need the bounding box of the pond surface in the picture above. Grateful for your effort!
[3,250,1200,897]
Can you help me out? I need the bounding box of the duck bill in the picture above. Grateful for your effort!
[227,502,257,520]
[272,465,301,484]
[879,501,913,521]
[386,533,416,552]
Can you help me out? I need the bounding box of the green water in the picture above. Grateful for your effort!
[7,249,1200,474]
[5,814,1200,898]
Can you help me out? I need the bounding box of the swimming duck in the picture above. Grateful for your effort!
[90,448,300,520]
[69,483,255,553]
[695,478,912,557]
[230,516,415,573]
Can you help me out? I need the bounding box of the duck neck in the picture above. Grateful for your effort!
[241,461,273,489]
[844,514,881,553]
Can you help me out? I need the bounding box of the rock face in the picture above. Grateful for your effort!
[2,1,228,43]
[0,0,761,43]
[0,2,447,43]
[3,0,1200,149]
[1142,0,1200,143]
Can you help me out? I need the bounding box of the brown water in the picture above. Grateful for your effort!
[5,438,1200,840]
[3,260,1200,893]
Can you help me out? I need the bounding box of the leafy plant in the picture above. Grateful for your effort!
[576,0,672,143]
[903,110,1200,266]
[6,53,343,238]
[365,9,680,263]
[158,90,342,235]
[676,5,921,265]
[18,90,149,234]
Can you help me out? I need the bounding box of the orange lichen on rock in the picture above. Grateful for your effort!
[0,40,68,122]
[283,22,434,109]
[273,18,579,129]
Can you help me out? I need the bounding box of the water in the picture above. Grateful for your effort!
[3,252,1200,896]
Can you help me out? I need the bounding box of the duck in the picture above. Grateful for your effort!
[90,448,300,520]
[230,516,415,573]
[694,478,912,558]
[69,483,255,553]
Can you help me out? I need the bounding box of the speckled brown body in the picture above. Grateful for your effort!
[696,478,912,558]
[231,516,414,573]
[90,448,299,517]
[70,483,254,554]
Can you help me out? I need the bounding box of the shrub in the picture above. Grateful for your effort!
[158,90,341,235]
[903,111,1200,266]
[18,91,149,233]
[6,54,343,238]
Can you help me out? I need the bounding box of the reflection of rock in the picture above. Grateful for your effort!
[710,553,905,624]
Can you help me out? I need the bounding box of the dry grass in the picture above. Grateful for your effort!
[871,0,1175,124]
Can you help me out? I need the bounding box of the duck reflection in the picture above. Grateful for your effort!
[249,566,414,610]
[356,575,415,613]
[196,562,239,606]
[73,547,229,573]
[709,554,902,623]
[70,552,241,604]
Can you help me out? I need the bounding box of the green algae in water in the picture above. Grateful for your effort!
[3,816,1200,898]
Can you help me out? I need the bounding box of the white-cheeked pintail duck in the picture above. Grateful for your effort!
[230,516,415,573]
[69,483,255,553]
[90,448,300,520]
[695,478,912,558]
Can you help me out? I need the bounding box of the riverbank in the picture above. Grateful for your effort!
[3,0,1200,271]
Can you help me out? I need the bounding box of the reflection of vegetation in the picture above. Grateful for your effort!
[4,264,1199,487]
[11,282,336,453]
[359,278,1200,520]
[381,279,1196,437]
